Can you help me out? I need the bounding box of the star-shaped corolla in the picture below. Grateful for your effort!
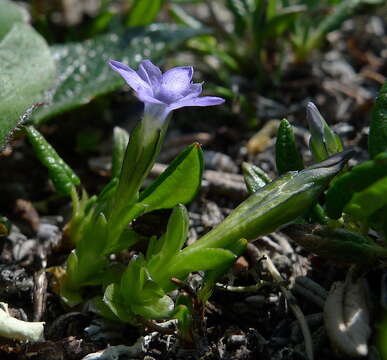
[109,59,225,122]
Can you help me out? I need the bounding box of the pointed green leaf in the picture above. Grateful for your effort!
[65,213,109,291]
[24,126,80,195]
[307,102,343,163]
[242,162,271,194]
[171,248,237,278]
[88,296,121,322]
[60,251,83,307]
[104,228,143,255]
[173,304,193,342]
[120,256,146,305]
[345,176,387,219]
[60,283,83,307]
[159,204,189,261]
[188,151,353,252]
[154,248,237,291]
[285,224,387,264]
[275,118,304,175]
[146,235,163,261]
[77,212,108,258]
[103,284,136,323]
[111,126,129,178]
[147,205,189,276]
[131,294,174,319]
[326,152,387,219]
[198,238,247,303]
[138,143,203,213]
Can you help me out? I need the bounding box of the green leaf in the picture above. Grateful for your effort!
[159,204,189,258]
[111,126,129,178]
[77,213,108,258]
[0,0,28,40]
[146,235,162,261]
[60,283,84,307]
[126,0,164,27]
[275,118,304,175]
[103,284,136,323]
[173,304,193,342]
[60,252,83,307]
[326,152,387,219]
[63,213,109,294]
[242,162,271,194]
[345,176,387,220]
[198,238,247,303]
[118,255,173,319]
[88,296,121,322]
[24,126,80,195]
[147,205,189,274]
[32,25,204,124]
[131,294,174,319]
[170,248,237,279]
[187,151,353,252]
[153,248,237,291]
[307,103,343,163]
[285,224,387,264]
[104,228,143,255]
[369,81,387,158]
[0,23,55,148]
[138,143,203,213]
[120,255,147,305]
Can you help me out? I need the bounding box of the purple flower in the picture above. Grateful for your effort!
[109,59,225,122]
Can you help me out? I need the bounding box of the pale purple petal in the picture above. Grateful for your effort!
[159,66,194,103]
[180,83,202,100]
[168,96,225,111]
[109,60,150,92]
[136,89,164,105]
[108,59,225,119]
[137,60,162,88]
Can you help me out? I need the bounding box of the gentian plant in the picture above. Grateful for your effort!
[27,60,224,306]
[25,58,353,341]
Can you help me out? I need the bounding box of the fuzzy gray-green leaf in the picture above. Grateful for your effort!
[0,23,55,148]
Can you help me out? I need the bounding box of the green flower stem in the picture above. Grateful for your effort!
[106,114,170,252]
